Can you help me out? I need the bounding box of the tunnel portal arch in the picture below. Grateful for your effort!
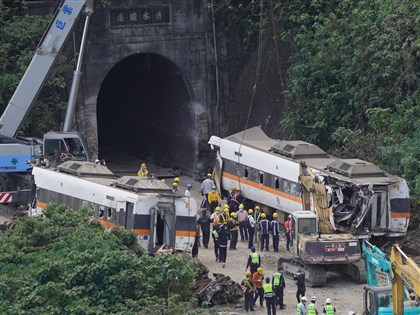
[97,53,196,172]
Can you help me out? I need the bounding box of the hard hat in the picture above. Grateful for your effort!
[232,187,237,191]
[141,163,147,168]
[273,213,278,218]
[325,298,331,304]
[231,212,237,217]
[186,184,192,189]
[161,179,166,183]
[255,205,260,210]
[245,271,252,276]
[212,185,216,189]
[257,267,263,274]
[172,182,178,187]
[260,213,266,218]
[288,214,292,219]
[348,312,356,315]
[301,296,307,302]
[311,296,316,302]
[174,177,180,182]
[207,173,212,177]
[215,207,220,211]
[223,204,229,208]
[248,209,253,214]
[224,208,229,214]
[95,159,100,164]
[239,204,244,209]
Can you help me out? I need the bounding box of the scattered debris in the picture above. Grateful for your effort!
[193,262,243,306]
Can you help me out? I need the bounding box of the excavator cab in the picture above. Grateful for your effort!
[43,132,89,162]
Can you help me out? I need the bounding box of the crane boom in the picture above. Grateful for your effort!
[0,0,94,138]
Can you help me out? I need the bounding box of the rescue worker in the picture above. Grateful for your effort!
[295,269,306,303]
[241,271,256,312]
[211,207,221,231]
[264,277,276,315]
[307,296,318,315]
[218,224,229,267]
[229,188,244,213]
[253,267,265,308]
[285,215,292,251]
[226,187,236,205]
[323,298,336,314]
[247,209,256,249]
[137,163,149,177]
[246,246,261,274]
[271,212,280,252]
[200,173,214,200]
[207,186,221,213]
[253,205,262,244]
[259,213,270,251]
[212,226,219,262]
[297,296,307,315]
[228,211,239,250]
[272,267,286,309]
[197,210,212,248]
[236,203,249,241]
[220,206,230,225]
[184,183,192,197]
[172,182,179,194]
[191,222,200,258]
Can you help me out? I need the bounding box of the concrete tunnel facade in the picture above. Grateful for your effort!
[75,1,216,176]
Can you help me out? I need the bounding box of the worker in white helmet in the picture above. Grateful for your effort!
[323,298,336,314]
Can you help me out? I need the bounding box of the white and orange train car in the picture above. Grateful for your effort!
[32,161,198,252]
[209,126,410,239]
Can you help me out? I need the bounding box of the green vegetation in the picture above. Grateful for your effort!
[210,0,419,224]
[0,204,199,314]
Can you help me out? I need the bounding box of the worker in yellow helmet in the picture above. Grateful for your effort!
[172,182,179,194]
[228,211,239,250]
[242,270,256,311]
[137,163,149,177]
[207,186,221,213]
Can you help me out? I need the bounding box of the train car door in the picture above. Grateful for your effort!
[116,201,134,230]
[149,203,176,252]
[213,152,223,193]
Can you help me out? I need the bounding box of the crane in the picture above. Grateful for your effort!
[0,0,94,207]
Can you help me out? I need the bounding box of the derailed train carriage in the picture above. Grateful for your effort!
[209,126,410,239]
[31,161,198,252]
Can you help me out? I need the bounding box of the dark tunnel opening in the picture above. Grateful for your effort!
[97,53,196,173]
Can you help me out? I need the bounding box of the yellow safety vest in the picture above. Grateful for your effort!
[263,283,274,297]
[307,303,317,315]
[324,304,334,315]
[273,272,282,286]
[297,302,304,315]
[250,252,259,264]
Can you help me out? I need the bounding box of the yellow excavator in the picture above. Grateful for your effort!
[278,162,364,286]
[391,244,420,315]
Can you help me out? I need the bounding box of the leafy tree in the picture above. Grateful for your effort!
[0,204,200,314]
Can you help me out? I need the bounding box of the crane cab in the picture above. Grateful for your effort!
[43,132,89,162]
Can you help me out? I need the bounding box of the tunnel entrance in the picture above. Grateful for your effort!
[97,53,196,173]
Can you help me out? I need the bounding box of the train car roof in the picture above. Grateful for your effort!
[219,126,402,185]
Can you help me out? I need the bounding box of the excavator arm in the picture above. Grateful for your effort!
[391,244,420,315]
[299,161,335,234]
[362,240,392,286]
